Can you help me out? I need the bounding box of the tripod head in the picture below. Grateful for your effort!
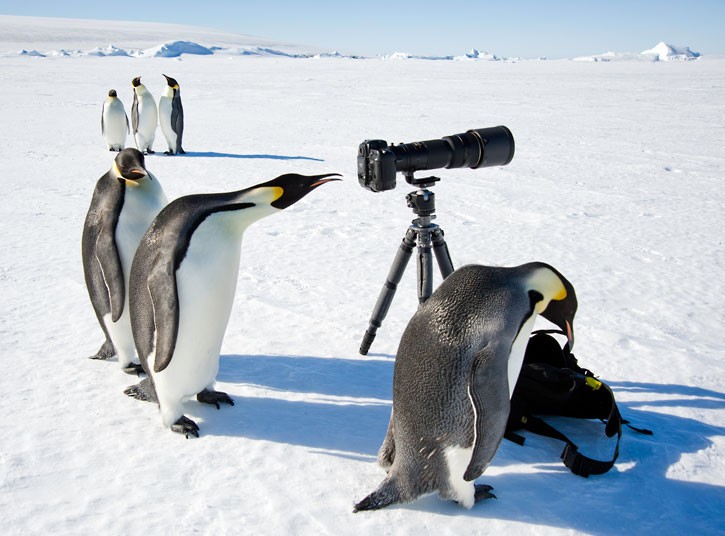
[404,173,440,224]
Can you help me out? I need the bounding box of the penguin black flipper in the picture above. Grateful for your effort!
[131,92,139,135]
[83,174,126,323]
[171,94,184,154]
[96,225,125,322]
[464,343,512,482]
[146,249,181,373]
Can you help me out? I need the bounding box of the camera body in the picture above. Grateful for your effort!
[358,126,515,192]
[357,140,398,192]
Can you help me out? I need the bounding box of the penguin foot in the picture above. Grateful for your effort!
[88,339,115,361]
[146,150,155,155]
[197,389,234,409]
[123,363,145,376]
[178,148,186,154]
[164,150,173,155]
[124,378,157,403]
[474,484,496,502]
[171,416,199,438]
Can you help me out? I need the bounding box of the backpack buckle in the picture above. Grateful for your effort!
[584,376,602,390]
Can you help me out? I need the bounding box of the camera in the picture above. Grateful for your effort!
[357,126,515,192]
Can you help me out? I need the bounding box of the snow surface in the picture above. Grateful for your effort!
[1,15,723,536]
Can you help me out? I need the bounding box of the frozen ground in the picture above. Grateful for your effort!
[0,16,723,536]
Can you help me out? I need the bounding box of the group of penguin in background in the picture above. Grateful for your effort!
[84,93,578,511]
[101,74,185,155]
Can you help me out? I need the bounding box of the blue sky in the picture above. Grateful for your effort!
[1,0,723,58]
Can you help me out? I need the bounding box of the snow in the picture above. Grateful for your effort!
[1,15,724,536]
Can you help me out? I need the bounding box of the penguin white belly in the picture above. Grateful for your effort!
[103,100,127,149]
[443,446,476,508]
[135,96,157,147]
[151,213,243,425]
[507,313,538,398]
[105,178,167,368]
[158,96,176,150]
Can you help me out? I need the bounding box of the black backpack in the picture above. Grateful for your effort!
[505,330,651,477]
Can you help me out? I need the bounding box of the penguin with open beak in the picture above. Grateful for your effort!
[125,173,340,437]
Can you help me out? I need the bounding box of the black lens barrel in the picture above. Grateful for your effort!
[389,126,514,174]
[466,126,515,168]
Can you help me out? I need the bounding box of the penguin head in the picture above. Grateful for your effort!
[113,148,148,183]
[163,74,179,89]
[131,76,142,88]
[108,89,117,98]
[252,173,342,210]
[527,263,578,349]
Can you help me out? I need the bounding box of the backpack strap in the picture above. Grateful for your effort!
[519,375,623,477]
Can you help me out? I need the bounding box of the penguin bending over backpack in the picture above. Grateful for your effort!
[354,262,577,511]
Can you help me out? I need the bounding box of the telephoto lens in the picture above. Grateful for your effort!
[357,126,514,192]
[394,126,515,173]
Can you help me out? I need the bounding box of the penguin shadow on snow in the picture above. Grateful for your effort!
[197,353,394,459]
[409,381,724,533]
[181,354,724,529]
[174,151,324,162]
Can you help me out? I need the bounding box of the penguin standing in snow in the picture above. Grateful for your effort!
[354,262,577,511]
[82,148,168,373]
[101,89,129,151]
[125,173,340,437]
[158,74,185,155]
[131,76,158,154]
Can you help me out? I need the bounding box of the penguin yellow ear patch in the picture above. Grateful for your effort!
[270,186,284,202]
[554,285,567,301]
[242,186,284,204]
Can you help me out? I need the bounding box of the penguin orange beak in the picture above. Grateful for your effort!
[310,177,341,188]
[565,320,574,350]
[122,168,148,182]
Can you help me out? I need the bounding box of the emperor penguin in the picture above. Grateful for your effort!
[354,262,577,512]
[125,172,340,437]
[131,76,158,154]
[82,148,168,373]
[158,74,185,155]
[101,89,129,151]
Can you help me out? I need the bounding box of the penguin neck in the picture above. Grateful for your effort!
[208,200,280,239]
[206,185,285,238]
[163,86,176,98]
[111,163,166,200]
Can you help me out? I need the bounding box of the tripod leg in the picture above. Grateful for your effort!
[416,227,434,303]
[431,227,454,278]
[359,228,417,355]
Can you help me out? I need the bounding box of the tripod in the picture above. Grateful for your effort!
[359,174,454,355]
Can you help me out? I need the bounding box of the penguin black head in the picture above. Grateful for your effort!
[132,76,141,88]
[538,268,577,349]
[258,173,341,210]
[163,74,179,89]
[108,89,117,97]
[114,148,148,182]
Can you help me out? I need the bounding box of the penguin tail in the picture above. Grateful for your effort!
[123,377,158,403]
[353,477,403,513]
